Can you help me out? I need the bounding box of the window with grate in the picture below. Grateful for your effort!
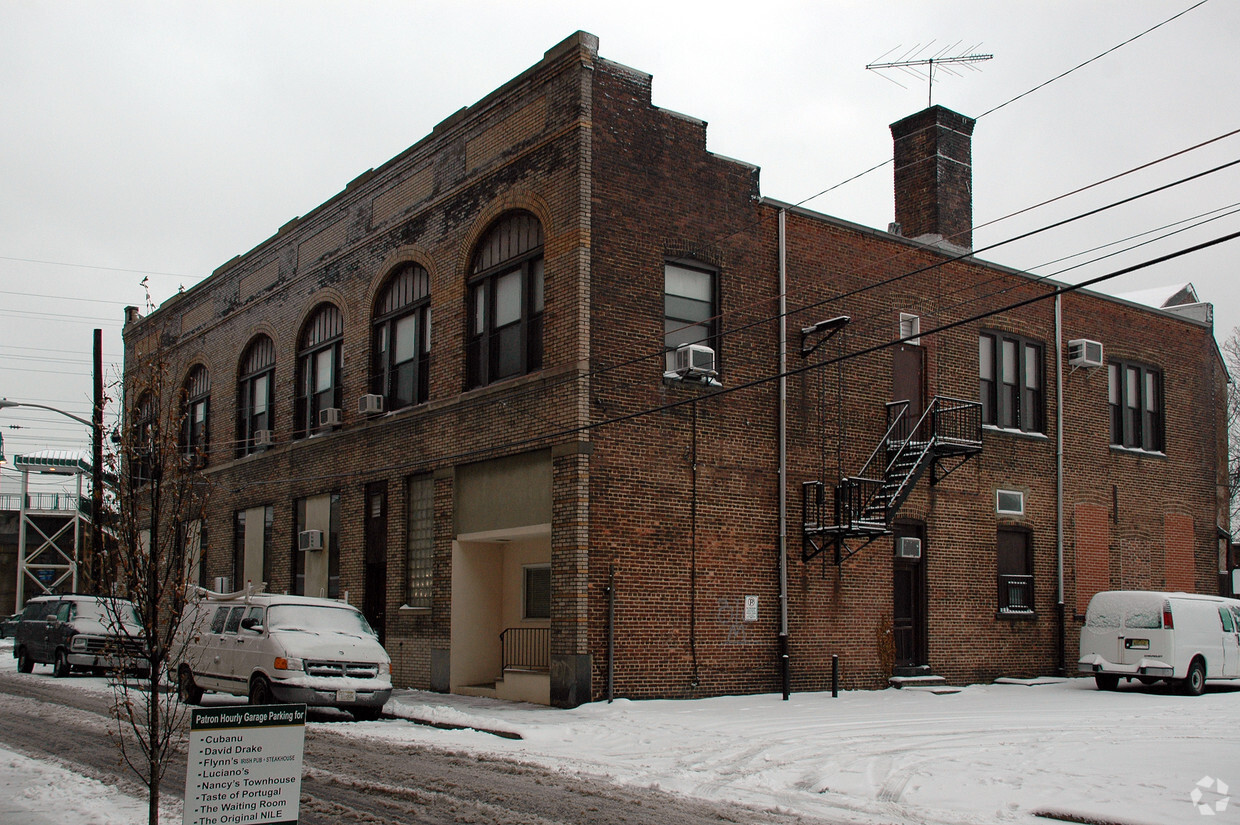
[373,263,431,409]
[237,335,275,456]
[524,565,551,620]
[466,212,544,388]
[997,528,1034,614]
[406,475,434,609]
[295,304,343,437]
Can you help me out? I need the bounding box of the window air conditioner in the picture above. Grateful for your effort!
[673,343,717,378]
[895,537,922,559]
[358,394,385,415]
[298,530,324,552]
[1067,339,1104,368]
[318,407,343,427]
[254,429,274,447]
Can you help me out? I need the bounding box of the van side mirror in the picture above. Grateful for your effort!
[240,617,264,633]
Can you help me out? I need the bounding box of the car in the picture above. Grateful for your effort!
[0,612,21,639]
[12,594,149,677]
[171,586,392,720]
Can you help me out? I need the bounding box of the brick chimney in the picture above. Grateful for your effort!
[890,105,976,251]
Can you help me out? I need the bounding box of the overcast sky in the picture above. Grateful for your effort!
[2,0,1237,494]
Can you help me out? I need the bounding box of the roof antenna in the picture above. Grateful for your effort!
[866,41,993,107]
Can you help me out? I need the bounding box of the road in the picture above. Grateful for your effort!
[0,669,844,824]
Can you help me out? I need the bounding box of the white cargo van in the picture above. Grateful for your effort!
[172,586,392,720]
[1079,590,1240,695]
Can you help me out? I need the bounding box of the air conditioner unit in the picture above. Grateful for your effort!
[673,343,717,378]
[358,394,385,415]
[254,429,274,447]
[1067,339,1104,368]
[298,530,324,552]
[895,537,922,559]
[318,407,342,427]
[213,576,231,593]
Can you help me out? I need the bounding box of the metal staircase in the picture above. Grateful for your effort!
[803,395,982,564]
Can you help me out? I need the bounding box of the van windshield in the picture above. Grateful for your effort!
[75,599,143,628]
[267,605,376,637]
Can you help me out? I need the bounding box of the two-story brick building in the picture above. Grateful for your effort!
[121,32,1230,707]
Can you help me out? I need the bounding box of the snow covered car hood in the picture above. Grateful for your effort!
[269,629,389,663]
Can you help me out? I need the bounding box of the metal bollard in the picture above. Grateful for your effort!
[831,654,839,698]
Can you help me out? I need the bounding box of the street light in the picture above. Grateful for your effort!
[0,397,105,594]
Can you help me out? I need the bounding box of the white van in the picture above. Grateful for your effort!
[1079,590,1240,695]
[171,586,392,720]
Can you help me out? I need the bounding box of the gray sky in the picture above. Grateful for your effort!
[2,0,1237,495]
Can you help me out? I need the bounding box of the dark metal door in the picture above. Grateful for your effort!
[363,482,388,644]
[892,344,925,436]
[892,525,927,669]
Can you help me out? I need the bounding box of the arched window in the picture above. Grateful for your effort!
[237,335,275,456]
[180,365,210,466]
[371,263,430,410]
[466,212,544,388]
[295,304,343,437]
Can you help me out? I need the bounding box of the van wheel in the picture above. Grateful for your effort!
[178,666,204,704]
[1182,659,1206,696]
[1094,673,1119,691]
[16,648,34,673]
[249,675,273,706]
[53,649,71,678]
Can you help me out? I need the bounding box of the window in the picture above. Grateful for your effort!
[997,528,1034,614]
[664,261,718,371]
[237,335,275,456]
[979,332,1043,433]
[232,505,273,591]
[295,304,343,437]
[524,565,551,620]
[406,475,434,609]
[373,264,431,409]
[130,391,155,486]
[996,489,1024,516]
[293,493,340,598]
[899,313,921,345]
[466,212,544,387]
[1108,360,1164,452]
[180,366,210,465]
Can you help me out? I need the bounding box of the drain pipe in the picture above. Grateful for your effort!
[1055,294,1066,676]
[778,208,791,700]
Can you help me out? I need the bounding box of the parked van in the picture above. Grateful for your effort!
[171,586,392,720]
[1079,590,1240,695]
[12,594,149,678]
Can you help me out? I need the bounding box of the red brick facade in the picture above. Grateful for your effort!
[122,32,1229,706]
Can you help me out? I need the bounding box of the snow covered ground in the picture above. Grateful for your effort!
[1,634,1236,825]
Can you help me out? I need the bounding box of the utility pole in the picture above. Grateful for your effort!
[91,328,105,594]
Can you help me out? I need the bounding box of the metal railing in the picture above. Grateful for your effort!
[500,626,550,672]
[0,493,82,513]
[999,574,1035,613]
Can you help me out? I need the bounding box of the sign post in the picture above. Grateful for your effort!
[184,704,307,825]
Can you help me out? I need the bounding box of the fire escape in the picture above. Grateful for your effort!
[802,396,983,565]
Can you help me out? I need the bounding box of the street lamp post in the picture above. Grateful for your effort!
[0,397,106,595]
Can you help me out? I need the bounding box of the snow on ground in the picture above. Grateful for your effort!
[1,634,1236,825]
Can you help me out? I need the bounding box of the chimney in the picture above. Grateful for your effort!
[890,105,976,251]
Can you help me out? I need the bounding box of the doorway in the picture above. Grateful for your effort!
[891,343,925,436]
[363,482,388,644]
[892,522,927,671]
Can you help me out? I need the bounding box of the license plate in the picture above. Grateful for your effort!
[1125,638,1149,650]
[336,689,357,702]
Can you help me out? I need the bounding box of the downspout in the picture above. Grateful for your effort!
[778,208,791,700]
[1055,294,1066,676]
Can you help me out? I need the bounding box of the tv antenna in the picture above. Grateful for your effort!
[866,41,993,107]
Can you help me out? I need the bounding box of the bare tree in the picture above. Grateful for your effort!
[98,304,213,825]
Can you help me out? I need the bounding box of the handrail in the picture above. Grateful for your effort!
[500,626,550,671]
[856,400,910,481]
